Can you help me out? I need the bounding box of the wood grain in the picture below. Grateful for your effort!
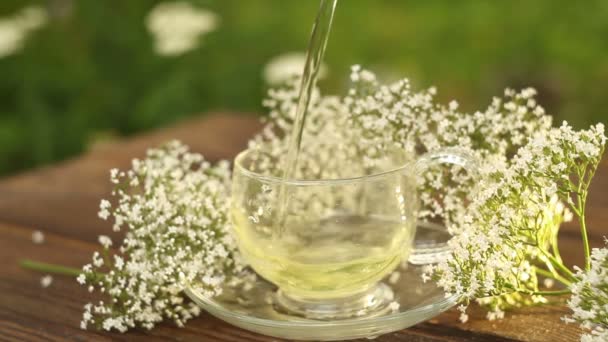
[0,113,605,341]
[0,224,520,342]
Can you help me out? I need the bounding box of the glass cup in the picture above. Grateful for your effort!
[230,147,477,320]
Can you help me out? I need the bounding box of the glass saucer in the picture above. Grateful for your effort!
[185,262,457,341]
[409,221,452,265]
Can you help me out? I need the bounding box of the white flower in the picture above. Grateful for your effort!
[79,141,246,332]
[109,168,119,184]
[0,6,48,58]
[449,100,459,111]
[113,255,124,270]
[98,199,111,220]
[146,1,219,56]
[459,313,469,323]
[263,52,328,84]
[98,235,112,248]
[31,230,45,244]
[92,252,104,267]
[453,304,470,323]
[567,242,608,341]
[0,21,23,58]
[40,275,53,288]
[521,87,537,99]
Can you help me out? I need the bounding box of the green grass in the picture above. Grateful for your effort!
[0,0,607,175]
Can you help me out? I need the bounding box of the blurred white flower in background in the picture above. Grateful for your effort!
[40,275,53,288]
[31,230,45,244]
[0,6,48,58]
[146,1,219,57]
[0,24,22,58]
[263,52,328,84]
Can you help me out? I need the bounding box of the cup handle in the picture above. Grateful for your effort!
[414,147,479,178]
[409,147,480,265]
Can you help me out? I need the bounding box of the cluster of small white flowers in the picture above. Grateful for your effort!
[0,5,48,58]
[346,66,551,159]
[251,66,553,231]
[249,75,361,180]
[146,1,219,56]
[566,242,608,342]
[424,122,606,317]
[97,235,112,249]
[252,66,607,327]
[346,66,553,229]
[79,141,245,332]
[456,304,469,323]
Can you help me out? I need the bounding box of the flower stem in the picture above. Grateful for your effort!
[20,259,81,277]
[534,267,572,287]
[529,289,571,296]
[539,248,577,282]
[575,161,593,272]
[551,230,563,264]
[578,195,591,271]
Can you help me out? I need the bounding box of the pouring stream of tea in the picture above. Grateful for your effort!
[274,0,338,236]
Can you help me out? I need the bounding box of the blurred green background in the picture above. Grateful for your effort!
[1,0,607,176]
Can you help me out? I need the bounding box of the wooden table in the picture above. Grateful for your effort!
[1,113,606,341]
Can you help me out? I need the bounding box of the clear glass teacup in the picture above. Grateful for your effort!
[230,147,476,319]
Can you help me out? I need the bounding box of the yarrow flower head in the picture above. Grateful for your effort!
[566,241,608,341]
[146,1,219,56]
[78,141,246,332]
[424,121,606,317]
[345,66,554,229]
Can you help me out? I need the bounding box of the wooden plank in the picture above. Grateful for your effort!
[0,221,585,341]
[0,222,280,342]
[0,222,519,341]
